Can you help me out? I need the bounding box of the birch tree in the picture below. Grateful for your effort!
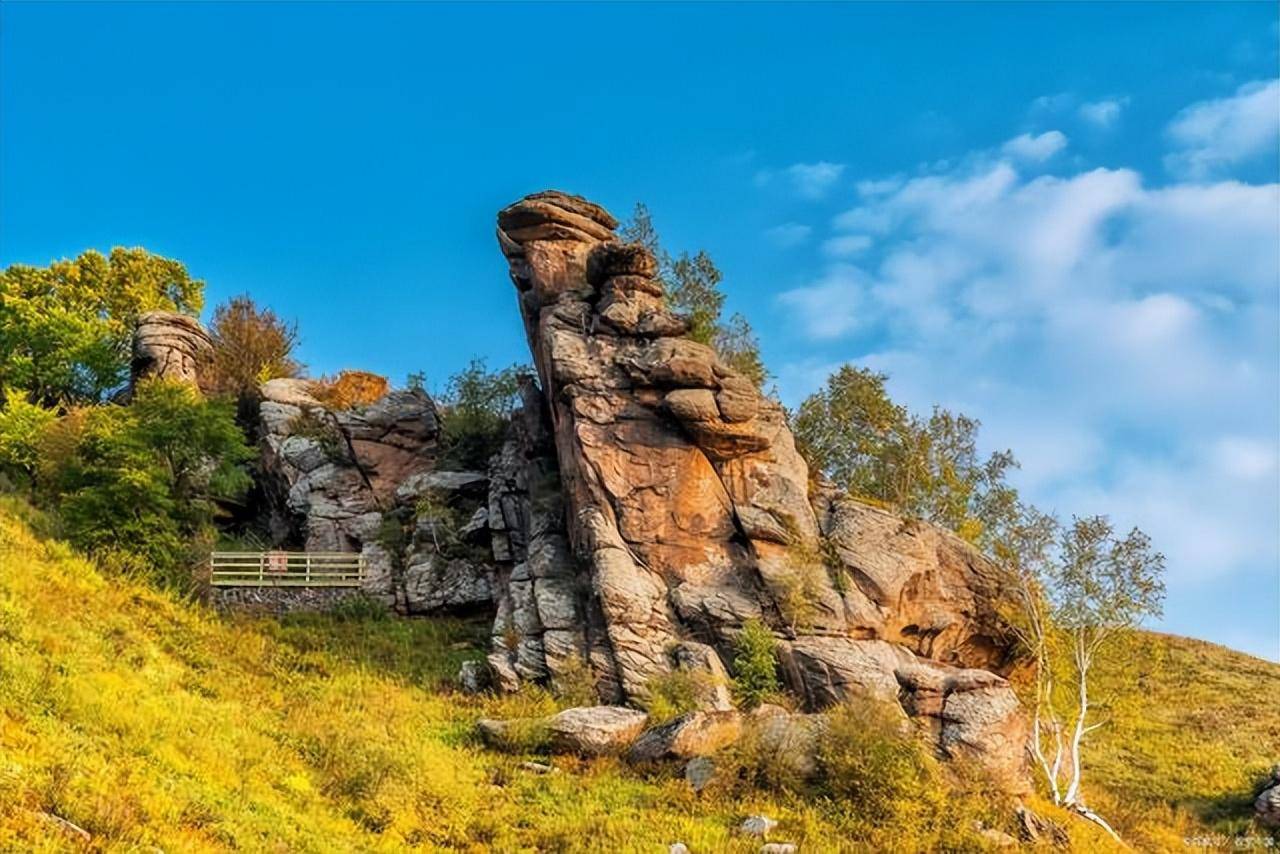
[995,511,1165,841]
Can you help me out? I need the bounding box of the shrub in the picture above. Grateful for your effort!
[815,698,939,825]
[34,379,254,587]
[551,654,599,708]
[641,669,706,724]
[438,359,525,470]
[0,393,58,487]
[731,618,780,709]
[205,295,301,399]
[311,370,389,410]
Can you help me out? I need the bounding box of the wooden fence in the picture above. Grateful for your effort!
[208,551,366,588]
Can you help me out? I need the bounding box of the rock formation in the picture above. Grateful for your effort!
[492,190,1027,786]
[130,310,211,389]
[257,377,494,613]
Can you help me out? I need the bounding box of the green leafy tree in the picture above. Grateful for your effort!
[0,248,204,406]
[792,364,1017,541]
[438,359,525,470]
[35,380,253,586]
[620,204,768,389]
[206,295,302,400]
[0,392,58,489]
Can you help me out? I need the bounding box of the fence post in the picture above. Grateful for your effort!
[305,553,312,585]
[259,553,264,585]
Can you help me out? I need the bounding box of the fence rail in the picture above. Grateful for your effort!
[208,551,366,588]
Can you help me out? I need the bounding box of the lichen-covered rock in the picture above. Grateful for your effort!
[131,310,211,389]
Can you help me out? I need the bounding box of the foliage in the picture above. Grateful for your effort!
[994,506,1166,840]
[642,669,708,725]
[815,699,939,824]
[32,379,253,587]
[792,364,1017,540]
[0,248,203,406]
[731,618,780,709]
[0,499,1270,851]
[437,358,524,470]
[205,295,302,399]
[620,204,769,389]
[310,370,389,410]
[0,392,58,487]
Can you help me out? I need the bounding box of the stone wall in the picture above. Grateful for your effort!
[210,585,367,615]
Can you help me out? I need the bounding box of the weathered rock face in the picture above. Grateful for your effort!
[257,377,495,613]
[492,190,1027,786]
[130,310,211,389]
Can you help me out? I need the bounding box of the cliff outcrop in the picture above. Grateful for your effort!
[492,190,1026,784]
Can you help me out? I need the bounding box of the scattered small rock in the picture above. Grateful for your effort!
[1015,806,1069,845]
[740,815,777,838]
[669,844,690,854]
[457,660,488,694]
[760,844,796,854]
[519,761,556,774]
[684,756,716,793]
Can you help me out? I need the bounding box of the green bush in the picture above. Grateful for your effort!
[438,359,525,470]
[641,669,706,724]
[815,698,939,825]
[0,392,58,488]
[731,618,780,709]
[0,248,203,406]
[34,379,254,587]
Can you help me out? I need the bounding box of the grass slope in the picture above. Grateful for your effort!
[0,499,1275,852]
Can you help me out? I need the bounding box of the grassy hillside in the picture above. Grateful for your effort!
[0,498,1275,852]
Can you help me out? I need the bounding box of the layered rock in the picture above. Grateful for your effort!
[257,377,495,613]
[492,190,1027,785]
[130,310,211,389]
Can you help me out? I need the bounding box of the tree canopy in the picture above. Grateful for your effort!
[0,248,204,407]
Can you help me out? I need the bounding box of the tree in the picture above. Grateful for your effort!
[0,392,58,490]
[0,248,204,407]
[619,204,768,389]
[994,511,1165,840]
[793,364,1016,540]
[206,295,301,400]
[35,379,253,586]
[438,359,526,469]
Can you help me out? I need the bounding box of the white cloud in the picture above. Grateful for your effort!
[1164,79,1280,178]
[775,118,1280,640]
[1079,97,1128,128]
[765,222,812,248]
[822,234,873,257]
[1001,130,1068,162]
[785,161,846,199]
[777,264,867,339]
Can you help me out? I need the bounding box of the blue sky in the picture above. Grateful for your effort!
[3,2,1277,659]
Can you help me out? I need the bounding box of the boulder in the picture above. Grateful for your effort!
[131,310,211,389]
[545,706,649,756]
[457,660,488,694]
[627,710,742,763]
[1256,766,1280,828]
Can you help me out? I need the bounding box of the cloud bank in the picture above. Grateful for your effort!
[776,91,1280,658]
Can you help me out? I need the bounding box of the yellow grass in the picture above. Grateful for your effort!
[0,497,1275,852]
